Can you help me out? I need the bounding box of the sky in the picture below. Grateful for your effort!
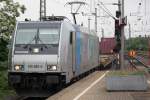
[13,0,150,39]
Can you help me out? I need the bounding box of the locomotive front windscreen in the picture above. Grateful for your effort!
[14,22,61,54]
[15,22,60,45]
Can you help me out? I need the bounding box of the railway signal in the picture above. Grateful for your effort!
[114,19,121,53]
[114,10,121,53]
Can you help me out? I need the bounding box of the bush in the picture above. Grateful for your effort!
[107,70,145,76]
[0,61,15,99]
[0,38,8,62]
[0,71,16,99]
[126,37,149,51]
[0,61,8,71]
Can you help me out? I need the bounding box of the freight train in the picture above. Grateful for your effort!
[8,16,99,97]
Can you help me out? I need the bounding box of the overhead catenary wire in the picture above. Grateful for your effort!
[97,3,116,20]
[98,1,115,17]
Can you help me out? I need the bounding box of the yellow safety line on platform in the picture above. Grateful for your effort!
[73,71,109,100]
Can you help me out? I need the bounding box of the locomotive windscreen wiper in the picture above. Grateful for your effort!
[23,28,48,48]
[23,35,36,48]
[36,28,49,48]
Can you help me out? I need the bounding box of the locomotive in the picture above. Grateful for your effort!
[8,16,99,97]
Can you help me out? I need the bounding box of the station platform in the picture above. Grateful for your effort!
[46,71,150,100]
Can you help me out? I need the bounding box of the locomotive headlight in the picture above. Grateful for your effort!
[47,65,57,71]
[14,65,24,71]
[33,48,39,53]
[15,65,20,71]
[51,66,57,70]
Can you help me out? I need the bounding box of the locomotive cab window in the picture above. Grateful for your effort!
[39,28,60,44]
[14,22,61,54]
[15,22,61,45]
[15,29,37,44]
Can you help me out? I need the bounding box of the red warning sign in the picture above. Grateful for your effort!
[128,50,136,57]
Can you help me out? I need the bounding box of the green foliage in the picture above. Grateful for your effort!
[0,38,8,62]
[0,71,16,99]
[0,0,26,65]
[0,0,26,39]
[0,0,26,99]
[0,61,8,71]
[107,70,145,76]
[126,37,149,51]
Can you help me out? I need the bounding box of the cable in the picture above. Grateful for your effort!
[97,1,116,20]
[98,4,116,20]
[100,2,114,17]
[98,0,116,19]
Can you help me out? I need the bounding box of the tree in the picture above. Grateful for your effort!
[125,37,148,51]
[0,0,26,62]
[0,1,26,97]
[0,0,26,39]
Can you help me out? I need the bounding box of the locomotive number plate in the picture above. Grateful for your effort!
[28,65,44,72]
[28,65,42,69]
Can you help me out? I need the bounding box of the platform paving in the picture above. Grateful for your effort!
[47,71,150,100]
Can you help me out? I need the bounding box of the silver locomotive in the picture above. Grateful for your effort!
[8,16,99,97]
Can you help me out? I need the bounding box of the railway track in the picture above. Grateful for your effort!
[4,95,47,100]
[14,97,46,100]
[6,58,117,100]
[9,67,104,100]
[126,54,150,70]
[4,96,28,100]
[16,96,28,100]
[127,58,138,70]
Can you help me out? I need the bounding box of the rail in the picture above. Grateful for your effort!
[127,53,150,70]
[134,57,150,68]
[126,57,138,70]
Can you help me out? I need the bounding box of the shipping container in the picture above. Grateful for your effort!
[100,38,116,54]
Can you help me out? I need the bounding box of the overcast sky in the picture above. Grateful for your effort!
[13,0,150,38]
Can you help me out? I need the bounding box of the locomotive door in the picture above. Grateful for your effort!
[70,31,76,76]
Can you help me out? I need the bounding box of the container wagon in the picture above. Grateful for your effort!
[99,37,116,67]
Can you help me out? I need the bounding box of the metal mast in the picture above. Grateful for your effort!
[129,23,131,39]
[88,17,91,33]
[120,0,125,69]
[95,8,98,33]
[40,0,46,21]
